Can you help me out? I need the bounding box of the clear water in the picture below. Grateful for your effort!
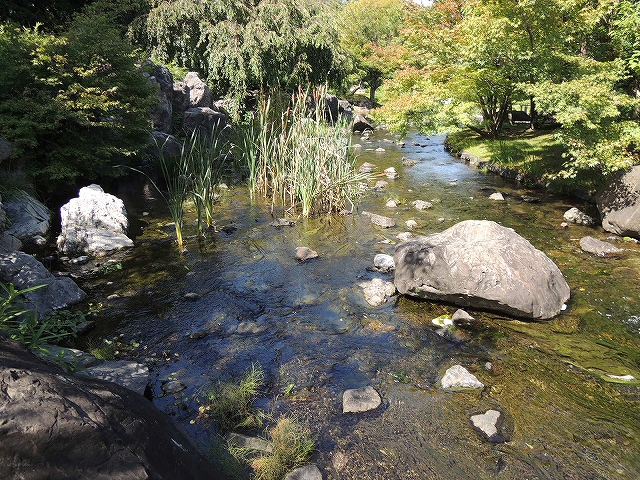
[78,130,640,479]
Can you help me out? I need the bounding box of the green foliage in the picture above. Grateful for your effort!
[337,0,409,103]
[234,87,370,216]
[250,416,315,480]
[0,282,83,350]
[0,13,156,192]
[138,0,342,108]
[0,0,91,30]
[197,363,266,432]
[524,57,640,189]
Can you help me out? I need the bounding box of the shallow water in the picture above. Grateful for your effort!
[78,131,640,479]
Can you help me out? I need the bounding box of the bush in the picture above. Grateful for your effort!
[0,14,156,192]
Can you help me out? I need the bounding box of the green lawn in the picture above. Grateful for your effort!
[446,127,567,183]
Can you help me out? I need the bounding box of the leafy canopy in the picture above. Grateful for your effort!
[138,0,343,106]
[0,12,156,191]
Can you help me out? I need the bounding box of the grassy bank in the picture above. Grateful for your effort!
[445,128,584,192]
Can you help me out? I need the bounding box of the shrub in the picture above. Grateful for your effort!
[0,14,156,192]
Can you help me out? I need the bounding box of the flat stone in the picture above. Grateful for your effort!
[343,386,381,413]
[489,192,505,201]
[441,365,484,390]
[579,236,624,256]
[470,409,501,440]
[359,162,376,173]
[362,212,396,228]
[285,464,322,480]
[161,380,186,394]
[296,246,318,261]
[412,200,433,211]
[78,360,149,395]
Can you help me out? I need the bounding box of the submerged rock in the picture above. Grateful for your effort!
[285,464,323,480]
[412,200,433,211]
[77,360,150,396]
[342,386,382,413]
[359,162,376,173]
[470,409,510,443]
[394,220,570,319]
[362,212,396,228]
[359,278,396,306]
[579,236,624,256]
[296,246,319,262]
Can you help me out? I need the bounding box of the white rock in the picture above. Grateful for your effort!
[470,409,501,438]
[373,254,395,272]
[441,365,484,390]
[489,192,505,201]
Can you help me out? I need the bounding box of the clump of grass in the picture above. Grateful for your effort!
[198,363,265,431]
[236,86,370,216]
[251,416,315,480]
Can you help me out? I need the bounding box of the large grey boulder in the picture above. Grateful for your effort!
[3,191,51,242]
[394,220,570,319]
[173,81,191,115]
[149,64,174,133]
[0,251,86,319]
[182,107,227,136]
[0,336,227,480]
[57,184,133,256]
[597,166,640,238]
[184,71,212,108]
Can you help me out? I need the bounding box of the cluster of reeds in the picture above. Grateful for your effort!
[154,125,229,248]
[236,87,368,216]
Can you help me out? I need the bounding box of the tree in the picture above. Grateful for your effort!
[0,13,156,191]
[337,0,409,104]
[138,0,342,107]
[376,0,614,137]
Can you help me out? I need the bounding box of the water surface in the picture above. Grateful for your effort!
[79,130,640,479]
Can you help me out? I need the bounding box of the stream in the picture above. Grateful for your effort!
[77,130,640,479]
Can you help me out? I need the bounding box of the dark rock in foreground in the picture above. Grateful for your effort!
[394,220,570,319]
[0,336,227,480]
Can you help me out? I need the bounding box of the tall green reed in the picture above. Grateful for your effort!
[237,87,369,216]
[185,125,229,233]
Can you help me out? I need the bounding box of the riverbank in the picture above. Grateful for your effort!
[444,128,599,200]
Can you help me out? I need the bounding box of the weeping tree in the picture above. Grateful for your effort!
[136,0,344,109]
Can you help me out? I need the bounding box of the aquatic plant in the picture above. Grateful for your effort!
[184,126,230,233]
[237,86,370,216]
[251,416,315,480]
[197,363,266,431]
